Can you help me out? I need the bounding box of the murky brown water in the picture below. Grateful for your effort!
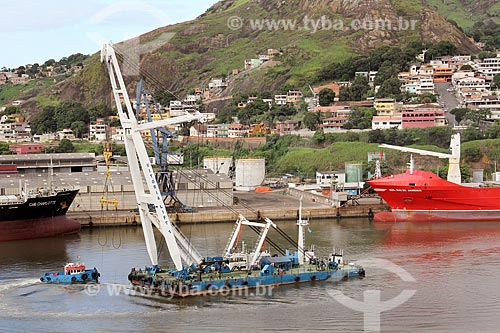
[1,219,500,332]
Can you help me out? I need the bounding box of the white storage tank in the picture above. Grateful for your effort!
[203,157,232,175]
[495,172,500,182]
[472,169,484,183]
[235,158,265,190]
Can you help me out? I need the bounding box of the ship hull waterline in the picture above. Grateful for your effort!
[0,216,81,242]
[128,268,365,298]
[373,211,500,223]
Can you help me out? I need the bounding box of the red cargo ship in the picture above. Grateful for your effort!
[368,168,500,222]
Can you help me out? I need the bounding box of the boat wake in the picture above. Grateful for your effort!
[0,278,39,293]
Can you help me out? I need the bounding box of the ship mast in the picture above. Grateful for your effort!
[296,196,308,265]
[100,42,206,270]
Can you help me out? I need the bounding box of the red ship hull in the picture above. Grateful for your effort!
[367,169,500,222]
[0,216,81,242]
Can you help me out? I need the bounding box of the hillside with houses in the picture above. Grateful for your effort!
[3,45,500,145]
[3,1,500,177]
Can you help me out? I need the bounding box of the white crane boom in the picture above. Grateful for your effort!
[100,42,205,270]
[379,133,461,184]
[378,144,451,159]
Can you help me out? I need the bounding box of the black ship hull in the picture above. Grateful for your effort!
[0,189,80,241]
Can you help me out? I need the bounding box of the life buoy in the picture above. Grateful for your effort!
[91,272,98,280]
[71,276,77,282]
[206,283,212,290]
[224,280,231,288]
[40,277,44,282]
[81,274,88,281]
[311,275,317,281]
[242,280,248,286]
[295,276,300,282]
[46,277,51,282]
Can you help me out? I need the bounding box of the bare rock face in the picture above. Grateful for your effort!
[25,0,480,113]
[419,9,478,54]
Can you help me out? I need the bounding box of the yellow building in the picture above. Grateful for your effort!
[374,98,398,116]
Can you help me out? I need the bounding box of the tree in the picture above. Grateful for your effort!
[0,142,12,154]
[344,106,375,129]
[54,100,89,130]
[338,86,352,101]
[238,99,269,124]
[486,122,500,139]
[460,64,473,71]
[31,106,57,134]
[419,92,437,103]
[450,108,469,124]
[312,128,325,144]
[215,106,234,124]
[493,74,500,88]
[109,118,121,127]
[155,90,177,106]
[44,59,56,67]
[318,88,335,106]
[463,146,482,162]
[376,77,402,100]
[464,108,491,125]
[478,51,497,60]
[88,104,112,121]
[57,139,74,153]
[350,75,370,101]
[303,112,320,130]
[71,121,87,138]
[1,106,21,116]
[368,129,386,143]
[463,126,484,142]
[425,41,458,62]
[374,61,401,86]
[270,103,296,121]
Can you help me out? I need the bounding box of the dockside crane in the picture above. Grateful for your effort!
[101,42,205,270]
[135,80,194,212]
[101,42,289,272]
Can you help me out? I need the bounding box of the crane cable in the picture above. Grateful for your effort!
[108,46,304,254]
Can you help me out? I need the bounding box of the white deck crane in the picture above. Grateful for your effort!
[101,42,206,270]
[379,133,461,184]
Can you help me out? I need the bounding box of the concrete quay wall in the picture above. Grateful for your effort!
[71,202,389,227]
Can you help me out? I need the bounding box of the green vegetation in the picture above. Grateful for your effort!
[339,76,371,101]
[425,0,475,30]
[275,141,378,174]
[303,112,320,130]
[470,20,500,51]
[30,99,113,136]
[0,81,36,104]
[318,88,335,107]
[343,107,376,130]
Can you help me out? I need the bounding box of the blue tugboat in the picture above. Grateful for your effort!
[40,258,100,284]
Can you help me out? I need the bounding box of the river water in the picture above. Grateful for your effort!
[1,219,500,332]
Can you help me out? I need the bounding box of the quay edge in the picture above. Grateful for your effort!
[71,202,389,227]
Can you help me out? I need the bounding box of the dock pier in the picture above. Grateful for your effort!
[71,197,389,227]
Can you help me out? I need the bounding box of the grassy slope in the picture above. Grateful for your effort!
[273,139,497,175]
[0,82,35,104]
[425,0,500,30]
[425,0,474,29]
[275,142,381,174]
